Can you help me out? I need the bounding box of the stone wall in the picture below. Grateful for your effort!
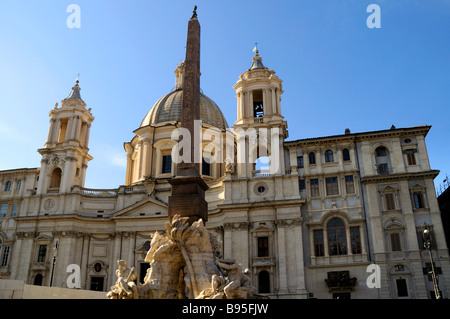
[0,279,106,299]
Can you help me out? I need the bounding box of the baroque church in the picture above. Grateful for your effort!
[0,38,449,298]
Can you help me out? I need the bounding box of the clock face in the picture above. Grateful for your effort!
[44,199,55,211]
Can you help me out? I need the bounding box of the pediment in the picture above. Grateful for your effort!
[410,183,426,190]
[35,233,53,242]
[112,196,168,218]
[379,185,398,193]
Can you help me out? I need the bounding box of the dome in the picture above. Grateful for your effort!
[140,88,229,129]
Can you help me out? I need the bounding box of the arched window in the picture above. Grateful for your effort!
[202,158,211,176]
[342,148,350,161]
[50,168,62,189]
[253,89,264,118]
[4,181,11,191]
[258,270,270,293]
[325,150,334,163]
[16,180,22,190]
[327,218,347,255]
[376,146,387,157]
[308,152,316,165]
[254,156,270,176]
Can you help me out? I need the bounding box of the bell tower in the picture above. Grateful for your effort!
[36,80,94,195]
[232,48,288,178]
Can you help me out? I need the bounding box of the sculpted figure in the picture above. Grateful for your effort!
[107,260,138,299]
[215,258,246,299]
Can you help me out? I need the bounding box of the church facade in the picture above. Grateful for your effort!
[0,49,449,299]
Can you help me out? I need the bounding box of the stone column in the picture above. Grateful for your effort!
[9,233,24,280]
[108,232,122,289]
[127,232,137,268]
[264,88,272,116]
[84,124,91,148]
[276,222,288,294]
[245,91,250,118]
[46,118,56,145]
[293,220,306,293]
[276,88,281,114]
[80,233,90,290]
[74,116,82,142]
[17,233,34,282]
[65,117,74,141]
[271,88,277,114]
[124,144,133,185]
[262,88,267,117]
[54,231,77,287]
[142,138,151,178]
[53,118,61,143]
[223,223,233,259]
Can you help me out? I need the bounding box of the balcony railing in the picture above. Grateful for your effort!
[80,187,118,197]
[324,277,357,291]
[252,256,275,266]
[253,170,270,178]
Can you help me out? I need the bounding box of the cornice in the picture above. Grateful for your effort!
[285,126,431,148]
[360,170,440,184]
[0,168,40,177]
[218,198,305,211]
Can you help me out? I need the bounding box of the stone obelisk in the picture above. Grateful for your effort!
[168,7,209,225]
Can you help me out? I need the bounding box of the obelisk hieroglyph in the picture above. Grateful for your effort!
[168,6,209,225]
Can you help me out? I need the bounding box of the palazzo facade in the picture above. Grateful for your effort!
[0,50,448,299]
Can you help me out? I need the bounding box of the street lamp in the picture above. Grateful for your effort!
[422,223,441,299]
[49,241,58,287]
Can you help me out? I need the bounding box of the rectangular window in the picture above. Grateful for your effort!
[299,179,306,191]
[345,175,355,194]
[1,246,10,267]
[406,149,416,165]
[326,177,339,195]
[257,237,269,257]
[310,179,319,197]
[378,163,389,175]
[396,279,408,297]
[350,227,362,254]
[313,230,324,257]
[11,203,18,217]
[390,233,402,251]
[308,152,316,165]
[0,203,7,217]
[413,192,424,209]
[384,193,396,210]
[161,155,172,174]
[328,226,347,256]
[90,277,104,292]
[37,245,47,262]
[342,149,351,161]
[297,156,304,168]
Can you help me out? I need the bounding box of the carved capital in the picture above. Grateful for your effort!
[224,222,249,230]
[276,218,302,228]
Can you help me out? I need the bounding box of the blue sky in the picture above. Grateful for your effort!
[0,1,449,191]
